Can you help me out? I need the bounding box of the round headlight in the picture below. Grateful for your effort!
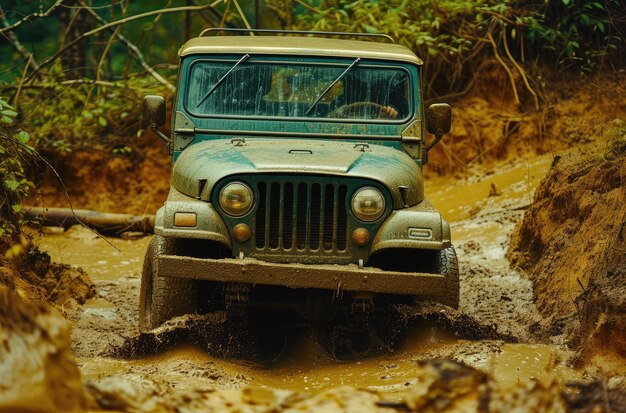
[219,182,253,216]
[351,187,385,222]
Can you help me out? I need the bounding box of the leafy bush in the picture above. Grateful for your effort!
[0,98,35,247]
[287,0,624,99]
[291,0,514,97]
[16,73,170,155]
[521,0,624,72]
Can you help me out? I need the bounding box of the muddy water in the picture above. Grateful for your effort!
[428,155,551,223]
[37,154,580,396]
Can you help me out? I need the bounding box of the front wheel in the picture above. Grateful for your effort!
[424,246,459,308]
[139,236,198,331]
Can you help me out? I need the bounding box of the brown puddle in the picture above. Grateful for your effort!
[36,228,149,281]
[78,334,578,398]
[489,343,581,389]
[428,155,552,222]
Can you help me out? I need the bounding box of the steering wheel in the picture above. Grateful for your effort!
[330,102,397,119]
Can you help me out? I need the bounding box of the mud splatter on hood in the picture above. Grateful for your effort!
[171,139,424,209]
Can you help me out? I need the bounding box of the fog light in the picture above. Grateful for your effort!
[352,228,370,246]
[174,212,196,227]
[233,223,251,242]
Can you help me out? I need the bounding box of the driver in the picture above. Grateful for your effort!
[329,75,406,120]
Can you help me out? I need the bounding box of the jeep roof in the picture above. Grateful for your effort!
[178,36,424,66]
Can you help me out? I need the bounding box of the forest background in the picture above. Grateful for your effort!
[0,0,624,249]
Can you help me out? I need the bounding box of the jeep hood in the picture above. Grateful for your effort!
[172,139,424,208]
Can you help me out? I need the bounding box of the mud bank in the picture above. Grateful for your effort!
[0,287,87,412]
[509,131,626,370]
[0,246,95,308]
[0,241,96,411]
[36,135,171,215]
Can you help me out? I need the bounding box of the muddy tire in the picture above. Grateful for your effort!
[434,246,460,308]
[139,236,198,331]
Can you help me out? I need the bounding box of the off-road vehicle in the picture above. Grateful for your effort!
[140,28,457,350]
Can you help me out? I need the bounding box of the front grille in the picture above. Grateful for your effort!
[255,180,348,253]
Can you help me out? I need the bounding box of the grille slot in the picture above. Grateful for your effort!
[255,180,348,253]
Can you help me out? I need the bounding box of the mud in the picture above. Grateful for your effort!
[426,74,626,176]
[0,246,95,308]
[81,358,595,413]
[0,287,87,412]
[509,131,626,372]
[29,148,601,411]
[36,135,171,216]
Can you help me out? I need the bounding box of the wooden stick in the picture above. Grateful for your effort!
[502,28,540,110]
[0,5,40,72]
[232,0,253,32]
[487,31,520,106]
[26,206,156,235]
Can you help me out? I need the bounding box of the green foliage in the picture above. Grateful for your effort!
[19,74,169,155]
[286,0,624,97]
[0,98,35,245]
[291,0,515,96]
[521,0,623,72]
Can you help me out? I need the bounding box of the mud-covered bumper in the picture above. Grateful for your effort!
[156,255,446,296]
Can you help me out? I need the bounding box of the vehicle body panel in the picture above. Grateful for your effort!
[156,255,445,296]
[171,139,424,208]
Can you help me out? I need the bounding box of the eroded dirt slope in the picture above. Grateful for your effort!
[509,131,626,371]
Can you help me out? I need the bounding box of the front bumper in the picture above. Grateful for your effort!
[156,255,446,296]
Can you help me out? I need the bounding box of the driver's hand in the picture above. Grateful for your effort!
[379,105,399,119]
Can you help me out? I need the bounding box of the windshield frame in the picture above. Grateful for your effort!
[181,56,415,125]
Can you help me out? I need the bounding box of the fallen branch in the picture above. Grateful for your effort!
[25,207,155,235]
[0,134,120,252]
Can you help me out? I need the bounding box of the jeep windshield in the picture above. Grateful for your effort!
[185,58,411,122]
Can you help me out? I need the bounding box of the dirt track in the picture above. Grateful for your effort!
[33,152,593,404]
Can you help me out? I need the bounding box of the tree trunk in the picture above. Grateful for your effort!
[58,0,91,78]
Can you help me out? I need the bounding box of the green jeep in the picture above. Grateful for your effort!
[140,29,457,340]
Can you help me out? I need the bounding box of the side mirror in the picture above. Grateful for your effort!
[142,95,170,145]
[142,95,166,128]
[426,103,451,136]
[423,103,452,165]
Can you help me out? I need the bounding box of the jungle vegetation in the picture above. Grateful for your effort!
[0,0,624,248]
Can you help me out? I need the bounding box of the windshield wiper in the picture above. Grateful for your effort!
[195,54,250,108]
[305,57,361,116]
